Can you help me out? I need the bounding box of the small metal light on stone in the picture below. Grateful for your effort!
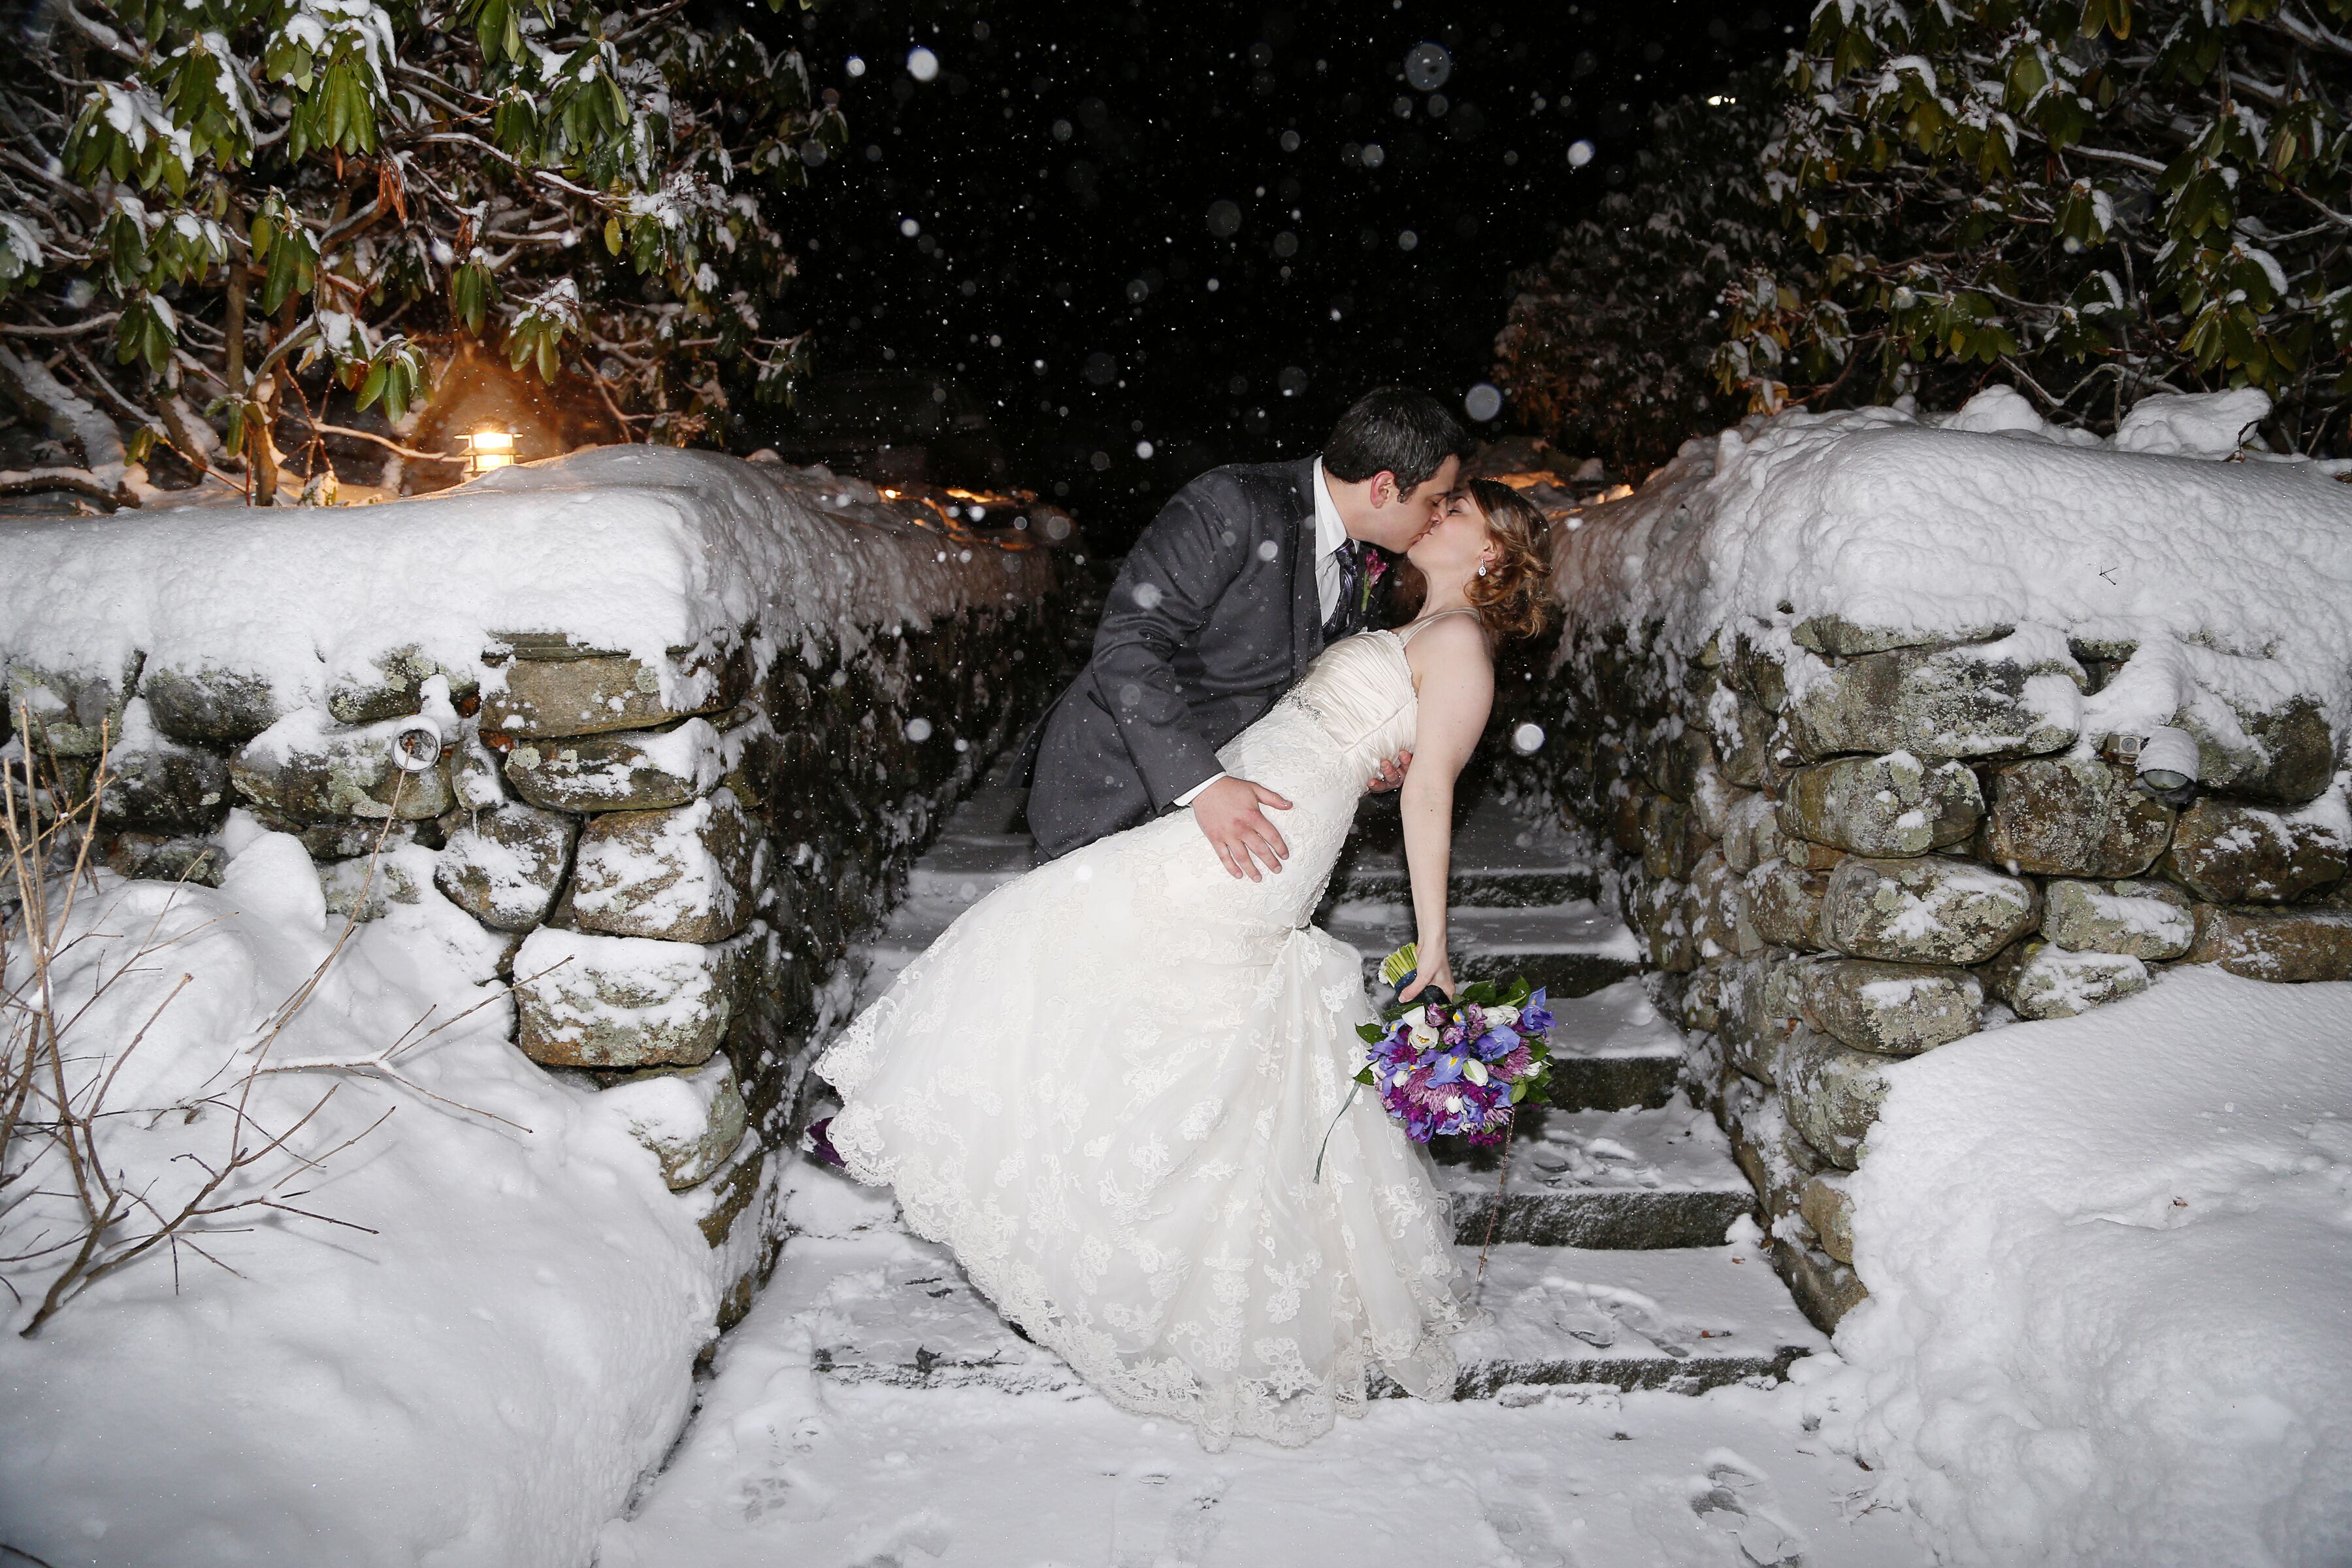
[391,716,444,773]
[2136,725,2202,808]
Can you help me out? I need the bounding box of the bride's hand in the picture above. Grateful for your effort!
[1397,949,1454,1005]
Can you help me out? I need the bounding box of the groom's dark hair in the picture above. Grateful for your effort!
[1323,388,1471,493]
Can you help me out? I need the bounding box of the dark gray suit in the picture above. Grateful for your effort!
[1022,457,1378,860]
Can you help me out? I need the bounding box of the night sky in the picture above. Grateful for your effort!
[743,0,1810,546]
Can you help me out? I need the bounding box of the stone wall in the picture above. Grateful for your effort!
[1512,612,2351,1331]
[1497,406,2352,1335]
[1,448,1071,1331]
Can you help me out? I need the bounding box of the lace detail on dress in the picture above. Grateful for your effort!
[813,642,1465,1451]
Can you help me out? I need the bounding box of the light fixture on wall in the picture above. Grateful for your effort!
[2108,726,2201,806]
[390,716,444,772]
[2135,725,2202,806]
[461,427,519,476]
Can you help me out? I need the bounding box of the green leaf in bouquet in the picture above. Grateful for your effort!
[1353,1066,1377,1086]
[1355,1021,1385,1045]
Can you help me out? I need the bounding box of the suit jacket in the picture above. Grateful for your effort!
[1022,456,1379,860]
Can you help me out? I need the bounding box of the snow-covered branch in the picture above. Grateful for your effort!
[0,0,847,502]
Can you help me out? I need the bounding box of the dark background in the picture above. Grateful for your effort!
[744,0,1809,547]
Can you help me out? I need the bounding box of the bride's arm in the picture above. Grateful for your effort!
[1395,619,1495,1004]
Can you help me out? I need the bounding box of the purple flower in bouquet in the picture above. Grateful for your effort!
[1337,962,1559,1166]
[1474,1023,1520,1060]
[1516,989,1554,1036]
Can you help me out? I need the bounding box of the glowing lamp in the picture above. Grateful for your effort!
[461,427,519,476]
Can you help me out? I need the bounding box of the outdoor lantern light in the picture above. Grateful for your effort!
[461,427,519,476]
[2136,725,2202,806]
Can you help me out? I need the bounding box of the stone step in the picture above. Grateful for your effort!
[1528,975,1689,1113]
[1323,794,1602,909]
[1326,897,1643,1002]
[900,781,1033,906]
[776,1167,1821,1403]
[1435,1096,1756,1250]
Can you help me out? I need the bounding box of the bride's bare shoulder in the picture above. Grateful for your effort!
[1402,612,1493,671]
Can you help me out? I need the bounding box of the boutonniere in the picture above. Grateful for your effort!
[1359,547,1389,612]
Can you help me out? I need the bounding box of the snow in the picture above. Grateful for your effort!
[0,832,725,1567]
[596,1166,1929,1568]
[1813,966,2352,1566]
[1555,389,2352,732]
[0,446,1056,714]
[2113,388,2273,458]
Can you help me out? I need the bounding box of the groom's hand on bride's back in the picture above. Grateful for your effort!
[1366,750,1412,793]
[1192,776,1293,880]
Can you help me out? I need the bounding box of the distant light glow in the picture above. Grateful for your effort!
[907,46,939,82]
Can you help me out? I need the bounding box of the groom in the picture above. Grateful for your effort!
[1023,387,1469,875]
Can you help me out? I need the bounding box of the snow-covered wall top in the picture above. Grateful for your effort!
[0,446,1058,709]
[1556,389,2352,730]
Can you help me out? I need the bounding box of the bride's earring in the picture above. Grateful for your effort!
[1477,562,1489,577]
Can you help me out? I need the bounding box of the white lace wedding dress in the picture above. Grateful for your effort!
[816,621,1472,1450]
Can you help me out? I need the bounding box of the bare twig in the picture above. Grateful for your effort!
[0,736,498,1334]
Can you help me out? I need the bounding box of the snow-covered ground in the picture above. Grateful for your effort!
[596,1164,1926,1568]
[1819,966,2352,1567]
[0,819,728,1567]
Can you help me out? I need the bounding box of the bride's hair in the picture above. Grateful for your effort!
[1462,479,1554,642]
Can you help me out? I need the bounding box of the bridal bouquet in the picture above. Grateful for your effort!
[1353,944,1554,1147]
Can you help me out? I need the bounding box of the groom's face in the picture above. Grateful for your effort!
[1365,455,1462,552]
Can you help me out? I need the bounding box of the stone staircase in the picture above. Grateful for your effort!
[798,783,1823,1405]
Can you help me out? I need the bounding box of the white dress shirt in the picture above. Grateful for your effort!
[1175,460,1352,808]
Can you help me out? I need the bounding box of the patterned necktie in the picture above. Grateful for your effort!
[1322,541,1363,643]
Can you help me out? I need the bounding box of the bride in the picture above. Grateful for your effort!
[815,480,1554,1449]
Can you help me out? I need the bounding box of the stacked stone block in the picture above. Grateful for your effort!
[1505,611,2351,1333]
[7,572,1065,1333]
